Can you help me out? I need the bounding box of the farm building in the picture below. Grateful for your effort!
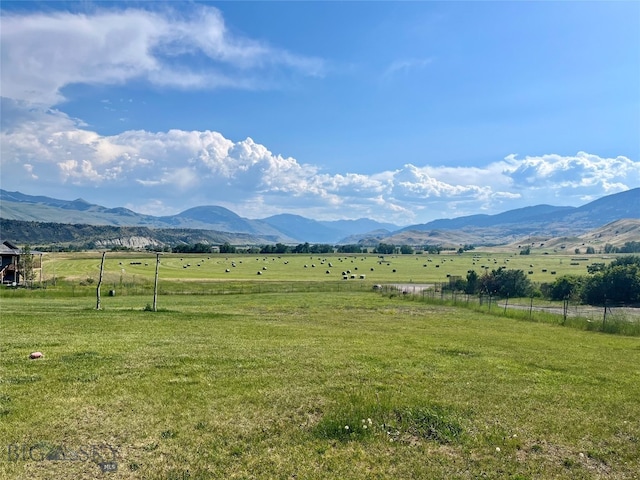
[0,240,42,285]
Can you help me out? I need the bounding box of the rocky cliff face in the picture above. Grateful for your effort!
[94,236,162,249]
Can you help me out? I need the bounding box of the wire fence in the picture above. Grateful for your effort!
[0,278,377,298]
[379,282,640,335]
[4,278,639,335]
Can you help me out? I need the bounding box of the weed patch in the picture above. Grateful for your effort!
[313,393,464,445]
[437,347,480,358]
[391,405,464,443]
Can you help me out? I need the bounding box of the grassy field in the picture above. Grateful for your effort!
[1,283,639,479]
[39,250,608,286]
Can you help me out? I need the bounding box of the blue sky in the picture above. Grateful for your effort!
[1,1,638,225]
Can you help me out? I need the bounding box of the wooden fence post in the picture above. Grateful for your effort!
[96,251,106,310]
[153,253,161,312]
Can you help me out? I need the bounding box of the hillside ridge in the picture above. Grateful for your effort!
[1,188,638,245]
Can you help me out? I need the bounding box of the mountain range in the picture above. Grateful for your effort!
[1,188,639,247]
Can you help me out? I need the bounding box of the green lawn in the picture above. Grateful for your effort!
[1,289,639,479]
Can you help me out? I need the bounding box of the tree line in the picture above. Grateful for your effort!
[603,242,640,254]
[446,256,640,306]
[146,242,451,255]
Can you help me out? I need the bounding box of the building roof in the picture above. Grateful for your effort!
[1,240,21,255]
[1,241,44,255]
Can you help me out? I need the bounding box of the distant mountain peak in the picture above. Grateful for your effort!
[1,187,638,245]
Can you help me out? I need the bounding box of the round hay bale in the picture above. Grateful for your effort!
[29,352,43,360]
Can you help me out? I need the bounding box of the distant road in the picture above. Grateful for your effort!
[385,284,434,293]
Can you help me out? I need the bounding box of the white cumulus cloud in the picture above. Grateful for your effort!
[0,5,324,106]
[1,99,638,223]
[503,152,639,201]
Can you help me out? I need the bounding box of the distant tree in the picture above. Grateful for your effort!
[375,243,395,255]
[585,246,595,254]
[293,242,310,254]
[465,270,479,294]
[480,267,532,298]
[399,245,414,255]
[449,277,467,292]
[220,242,236,254]
[519,246,531,255]
[176,244,189,253]
[171,243,212,254]
[18,244,36,287]
[193,242,213,254]
[548,275,583,301]
[604,243,618,254]
[274,243,290,254]
[259,245,274,254]
[337,244,363,253]
[423,245,441,254]
[620,241,640,253]
[309,244,333,254]
[260,243,290,254]
[581,256,640,305]
[574,248,581,254]
[611,256,640,267]
[479,270,500,296]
